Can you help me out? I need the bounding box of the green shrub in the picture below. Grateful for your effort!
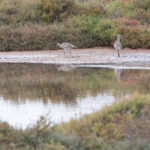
[64,16,117,47]
[0,16,117,51]
[39,0,78,22]
[105,0,136,18]
[58,94,150,140]
[105,0,150,24]
[132,0,150,24]
[78,2,106,16]
[0,13,149,51]
[92,19,117,46]
[105,0,125,18]
[0,0,41,26]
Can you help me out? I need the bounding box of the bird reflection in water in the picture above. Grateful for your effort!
[114,69,122,82]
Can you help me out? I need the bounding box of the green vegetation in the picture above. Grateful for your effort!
[0,95,150,149]
[0,0,149,51]
[58,94,150,139]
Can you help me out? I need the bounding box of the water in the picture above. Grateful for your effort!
[0,63,149,129]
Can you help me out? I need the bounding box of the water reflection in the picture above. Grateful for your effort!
[114,69,122,82]
[0,94,115,129]
[0,63,149,129]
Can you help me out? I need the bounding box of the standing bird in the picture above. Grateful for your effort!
[114,34,122,57]
[56,43,76,55]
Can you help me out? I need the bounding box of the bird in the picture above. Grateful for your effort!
[56,43,76,55]
[114,34,122,57]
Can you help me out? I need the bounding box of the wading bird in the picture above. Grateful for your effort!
[114,34,122,57]
[56,43,76,55]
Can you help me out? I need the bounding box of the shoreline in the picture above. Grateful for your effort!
[0,47,150,69]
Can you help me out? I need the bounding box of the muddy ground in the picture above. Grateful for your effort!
[0,47,150,69]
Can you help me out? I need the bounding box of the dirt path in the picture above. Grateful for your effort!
[0,47,150,69]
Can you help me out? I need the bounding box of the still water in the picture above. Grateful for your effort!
[0,63,149,129]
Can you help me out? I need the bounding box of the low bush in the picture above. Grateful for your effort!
[78,1,106,16]
[119,18,139,26]
[0,0,149,50]
[106,0,150,24]
[39,0,78,22]
[0,16,118,51]
[0,0,41,26]
[118,25,150,48]
[133,0,150,24]
[0,16,149,51]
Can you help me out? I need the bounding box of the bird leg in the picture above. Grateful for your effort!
[117,50,120,57]
[64,49,71,56]
[64,49,66,55]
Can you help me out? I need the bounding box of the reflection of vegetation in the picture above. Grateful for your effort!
[0,95,150,149]
[0,63,150,104]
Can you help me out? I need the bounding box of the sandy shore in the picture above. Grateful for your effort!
[0,47,150,69]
